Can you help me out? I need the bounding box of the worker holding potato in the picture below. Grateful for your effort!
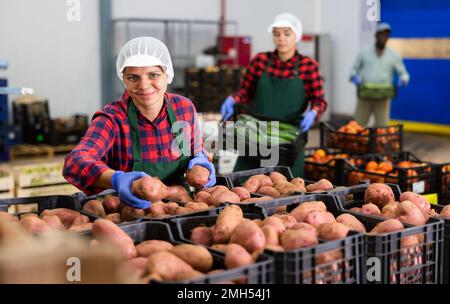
[220,13,327,177]
[350,22,410,127]
[63,37,216,208]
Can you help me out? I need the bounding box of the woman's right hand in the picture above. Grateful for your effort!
[220,96,235,121]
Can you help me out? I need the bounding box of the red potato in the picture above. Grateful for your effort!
[170,244,213,272]
[252,219,264,227]
[104,213,121,224]
[289,201,327,222]
[224,244,254,269]
[173,270,204,281]
[82,200,106,218]
[317,222,349,240]
[370,219,404,234]
[102,195,121,214]
[174,206,195,215]
[240,197,272,204]
[440,205,450,219]
[303,211,336,228]
[254,175,273,187]
[265,245,285,252]
[211,244,229,252]
[395,200,426,226]
[92,219,137,259]
[275,214,298,229]
[121,206,145,221]
[211,191,240,206]
[262,216,286,235]
[350,207,362,212]
[41,215,66,231]
[40,208,86,229]
[146,251,194,281]
[280,229,318,250]
[212,205,244,243]
[204,185,229,195]
[400,191,430,221]
[131,176,171,202]
[305,179,334,192]
[261,225,279,246]
[163,202,180,215]
[364,183,395,208]
[336,214,366,233]
[184,202,209,212]
[19,216,52,234]
[290,177,306,188]
[381,202,399,219]
[290,222,317,235]
[273,181,297,197]
[257,186,281,198]
[229,219,266,253]
[71,214,90,227]
[19,213,38,219]
[190,226,213,246]
[360,203,382,216]
[242,176,261,193]
[231,187,251,201]
[193,191,213,205]
[0,212,19,223]
[275,206,287,214]
[68,222,93,232]
[136,240,174,257]
[147,201,166,217]
[269,172,287,184]
[121,257,149,278]
[166,185,193,203]
[186,165,210,188]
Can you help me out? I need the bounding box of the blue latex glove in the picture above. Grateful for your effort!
[111,171,151,209]
[351,75,362,86]
[220,96,235,121]
[300,110,317,133]
[188,151,216,188]
[397,78,407,87]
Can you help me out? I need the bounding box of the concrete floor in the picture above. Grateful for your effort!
[306,127,450,164]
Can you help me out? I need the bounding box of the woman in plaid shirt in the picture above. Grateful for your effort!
[63,37,216,208]
[220,13,327,177]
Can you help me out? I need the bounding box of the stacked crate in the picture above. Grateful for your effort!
[0,169,14,199]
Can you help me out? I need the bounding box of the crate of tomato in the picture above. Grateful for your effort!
[320,120,403,154]
[304,147,349,184]
[341,151,436,195]
[436,162,450,205]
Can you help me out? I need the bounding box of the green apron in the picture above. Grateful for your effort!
[234,54,307,177]
[128,99,191,184]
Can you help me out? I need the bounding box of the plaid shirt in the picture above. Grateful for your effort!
[63,92,203,194]
[232,50,327,121]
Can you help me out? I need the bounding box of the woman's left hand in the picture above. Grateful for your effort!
[300,110,317,132]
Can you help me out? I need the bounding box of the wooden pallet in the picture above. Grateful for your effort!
[9,144,76,160]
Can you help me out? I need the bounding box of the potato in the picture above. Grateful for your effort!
[212,205,244,243]
[395,200,426,226]
[82,200,106,218]
[105,213,122,224]
[0,211,19,223]
[170,244,213,272]
[229,219,266,253]
[370,219,404,234]
[210,191,240,206]
[92,219,137,259]
[273,181,296,197]
[360,203,382,216]
[400,191,430,221]
[305,179,334,192]
[211,244,229,252]
[364,183,395,208]
[186,165,210,188]
[275,205,287,214]
[254,175,274,187]
[316,249,343,265]
[121,257,149,278]
[231,187,251,201]
[275,214,298,229]
[20,213,39,219]
[290,201,327,222]
[257,186,281,198]
[163,202,180,215]
[173,269,204,281]
[19,216,52,234]
[136,240,173,257]
[146,251,194,281]
[242,176,261,193]
[381,202,399,219]
[147,201,166,217]
[131,176,171,202]
[290,222,317,235]
[317,222,349,240]
[290,177,306,188]
[440,205,450,219]
[269,172,287,184]
[194,191,213,205]
[41,215,66,231]
[336,214,366,233]
[174,206,194,215]
[102,195,121,214]
[280,229,318,250]
[264,245,285,252]
[71,214,90,227]
[224,244,254,269]
[190,226,213,246]
[121,206,145,221]
[261,226,279,246]
[166,185,193,203]
[252,219,264,227]
[303,211,336,228]
[350,207,362,212]
[401,235,419,249]
[68,222,93,232]
[40,208,85,229]
[204,185,229,195]
[262,216,286,235]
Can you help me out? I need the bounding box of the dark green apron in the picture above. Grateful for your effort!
[128,99,191,184]
[234,53,307,177]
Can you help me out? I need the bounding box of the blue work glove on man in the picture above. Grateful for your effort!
[220,96,235,121]
[188,151,216,188]
[300,110,317,133]
[111,171,151,209]
[351,75,362,86]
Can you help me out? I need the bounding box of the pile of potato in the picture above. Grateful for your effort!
[91,219,243,283]
[188,204,356,283]
[232,172,334,198]
[0,208,94,234]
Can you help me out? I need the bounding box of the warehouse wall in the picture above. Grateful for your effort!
[0,0,101,119]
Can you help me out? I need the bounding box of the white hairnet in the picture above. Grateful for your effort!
[267,13,303,42]
[116,37,174,84]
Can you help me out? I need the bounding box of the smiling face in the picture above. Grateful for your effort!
[123,66,168,109]
[272,27,297,55]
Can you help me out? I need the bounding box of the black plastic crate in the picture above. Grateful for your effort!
[304,147,349,184]
[0,195,81,215]
[429,204,450,283]
[320,121,403,154]
[436,162,450,205]
[224,166,294,188]
[341,151,436,195]
[81,221,274,284]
